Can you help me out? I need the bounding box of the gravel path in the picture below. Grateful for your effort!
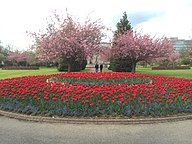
[1,116,192,144]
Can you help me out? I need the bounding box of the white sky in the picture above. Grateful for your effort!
[0,0,192,51]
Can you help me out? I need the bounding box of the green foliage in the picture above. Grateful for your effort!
[137,67,192,79]
[57,58,87,72]
[110,58,132,72]
[0,53,5,68]
[48,76,152,85]
[26,51,39,66]
[112,12,133,72]
[178,47,192,66]
[181,57,191,65]
[114,11,132,36]
[0,68,59,80]
[0,53,5,61]
[81,59,87,70]
[57,58,68,72]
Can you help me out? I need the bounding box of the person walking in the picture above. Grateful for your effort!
[100,64,103,72]
[95,63,99,72]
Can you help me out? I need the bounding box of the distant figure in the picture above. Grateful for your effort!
[95,63,99,72]
[100,64,103,72]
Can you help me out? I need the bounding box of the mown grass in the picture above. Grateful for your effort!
[95,67,192,79]
[0,67,93,80]
[136,67,192,79]
[0,67,191,79]
[0,68,60,80]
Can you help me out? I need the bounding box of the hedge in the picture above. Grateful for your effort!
[2,66,39,70]
[152,66,191,70]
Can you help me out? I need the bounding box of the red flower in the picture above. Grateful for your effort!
[61,97,64,101]
[162,96,166,99]
[106,99,110,103]
[124,102,128,105]
[52,97,58,101]
[158,99,162,103]
[44,97,49,100]
[90,103,94,107]
[146,102,150,105]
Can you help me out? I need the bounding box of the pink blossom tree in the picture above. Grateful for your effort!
[168,51,180,67]
[7,52,27,65]
[152,51,180,67]
[111,31,175,72]
[29,12,105,72]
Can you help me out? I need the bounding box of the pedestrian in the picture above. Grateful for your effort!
[95,63,99,72]
[100,64,103,72]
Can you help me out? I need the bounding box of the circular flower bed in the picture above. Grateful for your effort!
[0,72,192,117]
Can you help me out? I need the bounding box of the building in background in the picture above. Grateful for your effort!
[170,37,192,50]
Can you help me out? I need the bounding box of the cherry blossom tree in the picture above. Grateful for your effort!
[168,51,180,66]
[29,12,105,72]
[110,31,175,72]
[153,51,180,67]
[7,52,27,64]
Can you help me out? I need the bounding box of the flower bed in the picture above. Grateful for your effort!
[2,66,39,70]
[152,66,191,70]
[0,72,192,117]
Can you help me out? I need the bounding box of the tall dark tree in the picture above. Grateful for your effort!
[114,12,132,36]
[111,12,133,72]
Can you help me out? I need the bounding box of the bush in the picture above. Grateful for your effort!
[110,58,132,72]
[2,66,39,70]
[152,66,191,70]
[81,59,87,70]
[57,63,68,72]
[181,57,191,65]
[57,58,87,72]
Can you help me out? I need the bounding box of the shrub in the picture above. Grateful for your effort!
[110,58,132,72]
[2,66,39,70]
[152,66,191,70]
[57,58,87,72]
[81,59,87,70]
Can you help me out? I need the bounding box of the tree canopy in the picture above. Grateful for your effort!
[110,31,175,72]
[114,11,132,36]
[29,12,105,72]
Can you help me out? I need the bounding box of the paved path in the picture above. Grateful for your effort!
[1,116,192,144]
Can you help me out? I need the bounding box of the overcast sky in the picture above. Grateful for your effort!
[0,0,192,51]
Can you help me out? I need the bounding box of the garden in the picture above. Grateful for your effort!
[0,72,192,118]
[0,11,192,120]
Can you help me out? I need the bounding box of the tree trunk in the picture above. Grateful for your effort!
[172,62,175,69]
[131,61,136,73]
[95,56,98,64]
[68,63,71,72]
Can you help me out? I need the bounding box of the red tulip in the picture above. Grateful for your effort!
[52,97,57,101]
[90,103,94,107]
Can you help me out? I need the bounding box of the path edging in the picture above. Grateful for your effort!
[0,110,192,124]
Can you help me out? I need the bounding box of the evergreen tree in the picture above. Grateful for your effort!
[114,12,132,36]
[111,12,133,72]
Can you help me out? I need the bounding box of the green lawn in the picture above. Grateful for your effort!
[0,67,191,80]
[136,67,192,79]
[0,68,60,79]
[0,68,94,80]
